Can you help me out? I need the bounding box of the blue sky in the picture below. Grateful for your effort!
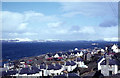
[2,2,118,41]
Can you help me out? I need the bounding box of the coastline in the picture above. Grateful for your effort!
[1,42,120,78]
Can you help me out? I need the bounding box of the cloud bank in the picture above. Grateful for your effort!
[2,2,118,41]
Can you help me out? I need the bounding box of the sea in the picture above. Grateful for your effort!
[2,41,119,64]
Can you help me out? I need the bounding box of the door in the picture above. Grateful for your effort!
[109,71,112,76]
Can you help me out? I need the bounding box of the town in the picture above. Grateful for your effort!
[1,44,120,78]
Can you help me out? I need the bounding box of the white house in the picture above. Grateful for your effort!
[52,64,63,76]
[64,61,72,72]
[111,44,120,53]
[54,54,60,58]
[4,63,15,70]
[75,58,88,68]
[98,55,120,76]
[74,48,78,51]
[70,61,77,71]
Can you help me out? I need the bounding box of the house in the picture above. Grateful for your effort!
[54,53,60,58]
[70,61,77,71]
[62,52,68,58]
[39,64,48,76]
[64,61,72,72]
[79,51,84,56]
[12,66,42,77]
[105,44,120,53]
[2,69,18,76]
[73,51,83,57]
[75,57,88,68]
[111,44,120,53]
[84,52,92,61]
[47,64,54,76]
[74,48,79,51]
[4,62,15,70]
[97,55,120,76]
[45,53,53,59]
[53,53,62,58]
[52,64,63,76]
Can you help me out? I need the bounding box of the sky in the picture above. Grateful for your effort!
[2,2,118,41]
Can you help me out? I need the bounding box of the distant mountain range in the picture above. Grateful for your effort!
[0,39,118,42]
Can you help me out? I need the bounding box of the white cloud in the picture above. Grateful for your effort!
[24,11,44,21]
[2,11,60,39]
[2,11,59,32]
[2,11,26,32]
[68,25,118,40]
[18,23,28,30]
[56,29,68,34]
[47,22,63,28]
[23,32,38,36]
[24,11,59,23]
[104,37,118,41]
[78,26,95,34]
[2,9,118,40]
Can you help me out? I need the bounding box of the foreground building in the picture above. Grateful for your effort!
[98,55,120,76]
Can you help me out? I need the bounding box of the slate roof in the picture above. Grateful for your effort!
[53,73,81,78]
[66,61,71,66]
[47,64,62,70]
[54,64,62,70]
[62,52,67,56]
[19,68,30,74]
[19,66,41,75]
[47,64,54,70]
[57,53,62,56]
[67,52,71,55]
[71,61,76,66]
[72,51,77,54]
[47,53,53,57]
[31,66,41,73]
[40,64,46,69]
[2,70,18,76]
[75,58,83,62]
[100,59,120,65]
[97,56,104,63]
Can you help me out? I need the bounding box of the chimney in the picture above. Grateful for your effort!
[106,55,109,65]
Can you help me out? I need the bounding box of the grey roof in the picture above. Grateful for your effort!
[47,53,53,57]
[2,70,18,76]
[65,61,71,66]
[19,68,30,74]
[72,51,78,54]
[97,56,104,63]
[100,59,120,65]
[19,66,41,75]
[54,64,62,70]
[65,61,76,66]
[53,73,80,78]
[47,64,62,70]
[75,58,83,62]
[47,64,54,70]
[71,61,76,66]
[40,64,46,69]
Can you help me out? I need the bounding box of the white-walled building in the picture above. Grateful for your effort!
[111,44,120,53]
[97,55,120,76]
[75,58,88,68]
